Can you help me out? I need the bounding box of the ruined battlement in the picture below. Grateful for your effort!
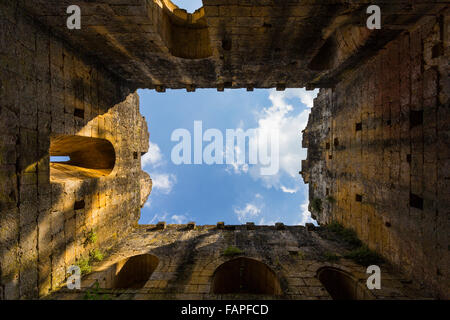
[48,224,428,300]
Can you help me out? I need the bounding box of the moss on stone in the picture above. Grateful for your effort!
[345,246,384,266]
[223,246,243,256]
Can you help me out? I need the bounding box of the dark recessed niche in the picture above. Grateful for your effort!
[74,200,85,210]
[262,22,272,28]
[355,194,362,202]
[410,193,423,210]
[74,108,85,119]
[308,36,337,71]
[386,119,391,126]
[334,138,339,147]
[326,142,330,150]
[432,43,443,58]
[211,257,282,295]
[385,221,391,227]
[317,267,372,300]
[329,154,333,160]
[407,154,411,163]
[133,152,138,160]
[410,110,423,128]
[326,188,329,196]
[355,122,362,131]
[222,38,232,51]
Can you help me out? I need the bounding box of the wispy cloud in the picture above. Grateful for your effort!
[142,142,163,169]
[281,185,299,194]
[171,214,188,224]
[151,173,177,194]
[234,203,262,223]
[142,141,177,195]
[147,212,190,225]
[296,200,318,226]
[247,88,318,191]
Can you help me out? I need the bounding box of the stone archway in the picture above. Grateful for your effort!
[211,257,282,295]
[50,134,116,180]
[317,267,374,300]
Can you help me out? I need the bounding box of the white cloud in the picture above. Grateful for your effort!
[296,200,318,226]
[151,173,176,194]
[141,141,177,195]
[147,212,168,224]
[248,88,319,189]
[234,203,262,223]
[144,198,152,208]
[257,217,277,226]
[170,214,189,224]
[280,185,298,194]
[142,142,163,169]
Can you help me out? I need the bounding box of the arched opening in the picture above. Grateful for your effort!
[160,0,212,59]
[317,267,373,300]
[170,0,203,14]
[114,254,159,289]
[50,134,115,181]
[90,254,159,289]
[211,257,282,295]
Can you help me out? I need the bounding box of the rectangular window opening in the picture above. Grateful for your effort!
[410,110,423,129]
[410,193,423,210]
[50,156,70,162]
[74,199,85,210]
[334,138,339,147]
[74,108,85,119]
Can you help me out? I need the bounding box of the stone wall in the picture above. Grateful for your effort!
[49,224,428,300]
[18,0,446,89]
[1,0,448,300]
[0,3,150,299]
[302,13,449,298]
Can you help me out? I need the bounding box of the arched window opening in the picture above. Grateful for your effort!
[91,254,159,289]
[50,135,115,181]
[160,0,212,59]
[317,267,373,300]
[114,254,159,289]
[211,257,282,295]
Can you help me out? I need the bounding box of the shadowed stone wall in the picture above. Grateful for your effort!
[48,224,428,300]
[302,13,449,298]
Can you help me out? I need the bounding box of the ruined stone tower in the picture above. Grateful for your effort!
[0,0,448,300]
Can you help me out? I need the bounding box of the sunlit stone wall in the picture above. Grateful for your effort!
[0,4,150,299]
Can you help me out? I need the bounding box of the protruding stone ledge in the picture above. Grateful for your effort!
[156,221,166,230]
[275,222,285,230]
[246,222,255,230]
[187,222,196,230]
[155,85,166,93]
[216,221,225,229]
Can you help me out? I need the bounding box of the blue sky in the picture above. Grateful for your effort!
[171,0,204,13]
[138,88,319,226]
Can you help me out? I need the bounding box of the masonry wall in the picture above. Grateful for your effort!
[0,4,150,299]
[302,14,449,298]
[49,225,427,300]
